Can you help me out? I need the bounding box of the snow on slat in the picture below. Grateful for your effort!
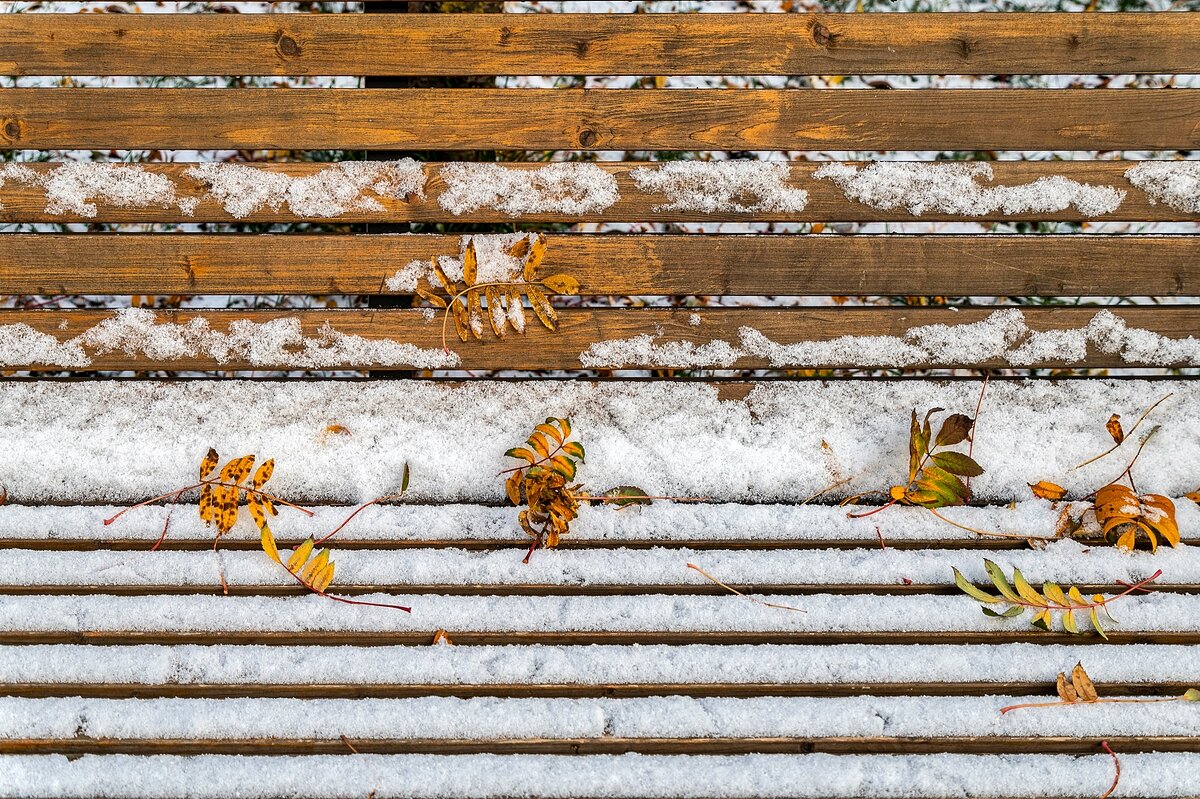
[3,380,1198,505]
[4,695,1200,742]
[3,593,1198,636]
[0,540,1188,590]
[3,644,1197,689]
[6,501,1197,547]
[3,753,1196,799]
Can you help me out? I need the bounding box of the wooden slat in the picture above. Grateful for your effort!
[0,161,1193,223]
[3,14,1198,76]
[2,89,1197,151]
[4,235,1198,297]
[3,735,1197,757]
[3,307,1199,371]
[6,680,1191,700]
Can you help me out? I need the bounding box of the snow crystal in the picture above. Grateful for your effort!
[438,162,619,216]
[630,161,809,213]
[1125,161,1200,213]
[579,310,1200,369]
[185,160,426,219]
[0,162,179,218]
[0,308,458,370]
[385,232,535,292]
[5,752,1198,799]
[5,642,1197,689]
[814,162,1125,218]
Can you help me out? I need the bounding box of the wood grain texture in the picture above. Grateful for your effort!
[2,735,1196,757]
[0,160,1191,223]
[4,235,1198,297]
[2,14,1198,76]
[4,307,1199,371]
[5,680,1190,700]
[2,89,1197,151]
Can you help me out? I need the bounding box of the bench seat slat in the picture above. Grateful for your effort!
[5,235,1199,297]
[0,162,1192,223]
[1,643,1192,697]
[3,89,1197,151]
[1,752,1194,799]
[0,546,1184,593]
[3,307,1200,371]
[3,14,1197,77]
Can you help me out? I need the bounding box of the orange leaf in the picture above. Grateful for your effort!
[1106,413,1125,445]
[1029,481,1067,501]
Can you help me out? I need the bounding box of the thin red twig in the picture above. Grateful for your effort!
[965,374,989,501]
[103,480,314,526]
[1099,741,1121,799]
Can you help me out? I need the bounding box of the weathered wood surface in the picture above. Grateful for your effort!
[3,14,1197,76]
[5,235,1198,296]
[3,306,1199,371]
[3,89,1197,151]
[0,160,1190,223]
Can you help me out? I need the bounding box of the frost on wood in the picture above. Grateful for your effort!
[813,162,1125,217]
[630,161,809,213]
[1125,161,1200,213]
[385,232,535,292]
[0,308,458,370]
[579,309,1200,368]
[185,160,426,219]
[438,162,619,216]
[0,162,181,218]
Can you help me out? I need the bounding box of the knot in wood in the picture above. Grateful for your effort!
[811,22,839,48]
[2,120,21,141]
[578,128,598,147]
[274,30,302,58]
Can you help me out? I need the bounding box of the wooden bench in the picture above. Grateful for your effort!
[1,7,1200,798]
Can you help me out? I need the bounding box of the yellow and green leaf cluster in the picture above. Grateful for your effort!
[890,408,982,508]
[505,417,585,558]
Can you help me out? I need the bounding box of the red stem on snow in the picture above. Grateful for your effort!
[1100,741,1121,799]
[997,569,1162,613]
[103,480,314,527]
[965,374,989,502]
[314,493,403,546]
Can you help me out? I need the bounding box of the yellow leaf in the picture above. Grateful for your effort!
[260,524,281,563]
[1028,481,1067,501]
[462,240,478,286]
[466,288,484,340]
[432,257,454,294]
[1071,662,1098,702]
[505,472,522,505]
[311,562,336,593]
[450,299,471,343]
[1056,672,1078,703]
[251,459,274,490]
[540,273,580,295]
[507,287,527,333]
[220,455,256,488]
[1186,490,1200,506]
[414,285,447,309]
[199,448,219,480]
[526,284,558,331]
[247,494,267,532]
[286,539,315,574]
[485,286,506,338]
[299,548,330,583]
[524,233,547,281]
[508,236,531,260]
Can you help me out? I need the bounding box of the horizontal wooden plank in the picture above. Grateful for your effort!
[2,89,1196,151]
[4,235,1197,297]
[3,307,1199,371]
[4,736,1196,757]
[0,161,1193,223]
[3,14,1197,76]
[6,681,1194,700]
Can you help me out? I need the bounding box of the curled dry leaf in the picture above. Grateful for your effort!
[1094,484,1179,552]
[1029,480,1068,502]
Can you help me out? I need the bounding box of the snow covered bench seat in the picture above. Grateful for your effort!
[2,7,1200,799]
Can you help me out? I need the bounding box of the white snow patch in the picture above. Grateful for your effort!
[630,161,809,213]
[438,162,618,216]
[0,162,181,218]
[185,160,426,219]
[0,308,457,370]
[1125,161,1200,213]
[4,752,1197,799]
[579,310,1200,368]
[814,162,1125,217]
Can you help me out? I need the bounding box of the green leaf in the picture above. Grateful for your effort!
[984,559,1022,603]
[982,605,1024,618]
[908,410,922,482]
[562,442,585,461]
[934,413,974,447]
[953,567,1002,604]
[1089,607,1108,640]
[401,462,411,493]
[599,485,653,507]
[929,451,985,478]
[1184,688,1200,702]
